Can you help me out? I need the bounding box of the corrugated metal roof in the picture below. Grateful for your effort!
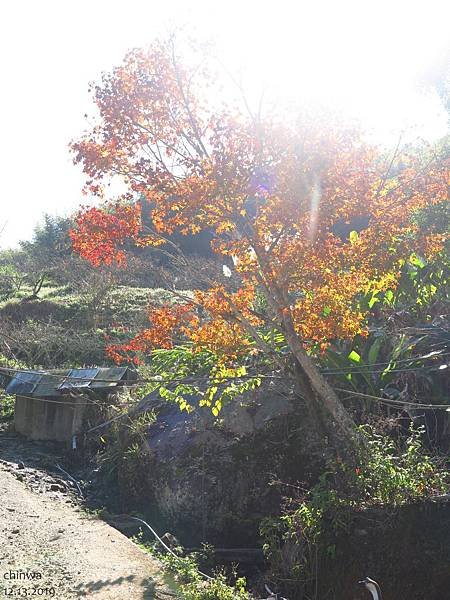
[58,368,100,390]
[6,372,43,396]
[5,367,134,397]
[90,367,129,388]
[33,371,68,397]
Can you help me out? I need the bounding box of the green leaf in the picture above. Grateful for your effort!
[367,337,383,366]
[368,295,379,309]
[349,230,359,244]
[409,254,426,268]
[384,289,394,304]
[348,350,361,363]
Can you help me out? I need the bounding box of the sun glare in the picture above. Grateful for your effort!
[205,0,449,145]
[0,0,448,248]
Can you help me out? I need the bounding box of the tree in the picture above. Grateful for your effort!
[0,262,25,300]
[69,38,449,457]
[10,214,75,296]
[20,213,74,258]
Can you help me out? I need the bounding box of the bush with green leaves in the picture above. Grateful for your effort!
[132,529,250,600]
[156,551,249,600]
[261,425,449,592]
[180,573,249,600]
[322,248,449,429]
[0,354,28,422]
[294,425,447,530]
[353,424,447,505]
[0,264,25,301]
[0,393,15,422]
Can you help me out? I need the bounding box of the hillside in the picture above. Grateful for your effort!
[1,205,450,599]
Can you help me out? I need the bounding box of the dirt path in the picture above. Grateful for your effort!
[0,461,178,599]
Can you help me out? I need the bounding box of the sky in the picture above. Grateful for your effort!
[0,0,448,249]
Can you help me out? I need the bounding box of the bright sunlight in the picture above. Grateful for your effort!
[0,0,448,247]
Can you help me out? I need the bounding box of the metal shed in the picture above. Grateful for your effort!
[6,367,136,443]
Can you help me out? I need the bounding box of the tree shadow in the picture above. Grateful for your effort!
[73,574,177,598]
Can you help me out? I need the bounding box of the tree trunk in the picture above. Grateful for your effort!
[30,272,46,299]
[283,314,364,460]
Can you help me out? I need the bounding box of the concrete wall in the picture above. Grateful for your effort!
[14,395,86,443]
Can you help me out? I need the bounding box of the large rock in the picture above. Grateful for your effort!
[115,383,323,547]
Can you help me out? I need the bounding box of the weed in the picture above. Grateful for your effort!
[133,531,250,600]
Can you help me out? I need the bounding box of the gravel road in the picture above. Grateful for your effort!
[0,459,178,599]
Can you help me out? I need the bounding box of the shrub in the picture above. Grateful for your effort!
[261,425,449,594]
[159,553,250,600]
[0,393,15,422]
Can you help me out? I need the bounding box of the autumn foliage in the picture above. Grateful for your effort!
[70,38,448,443]
[70,203,142,267]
